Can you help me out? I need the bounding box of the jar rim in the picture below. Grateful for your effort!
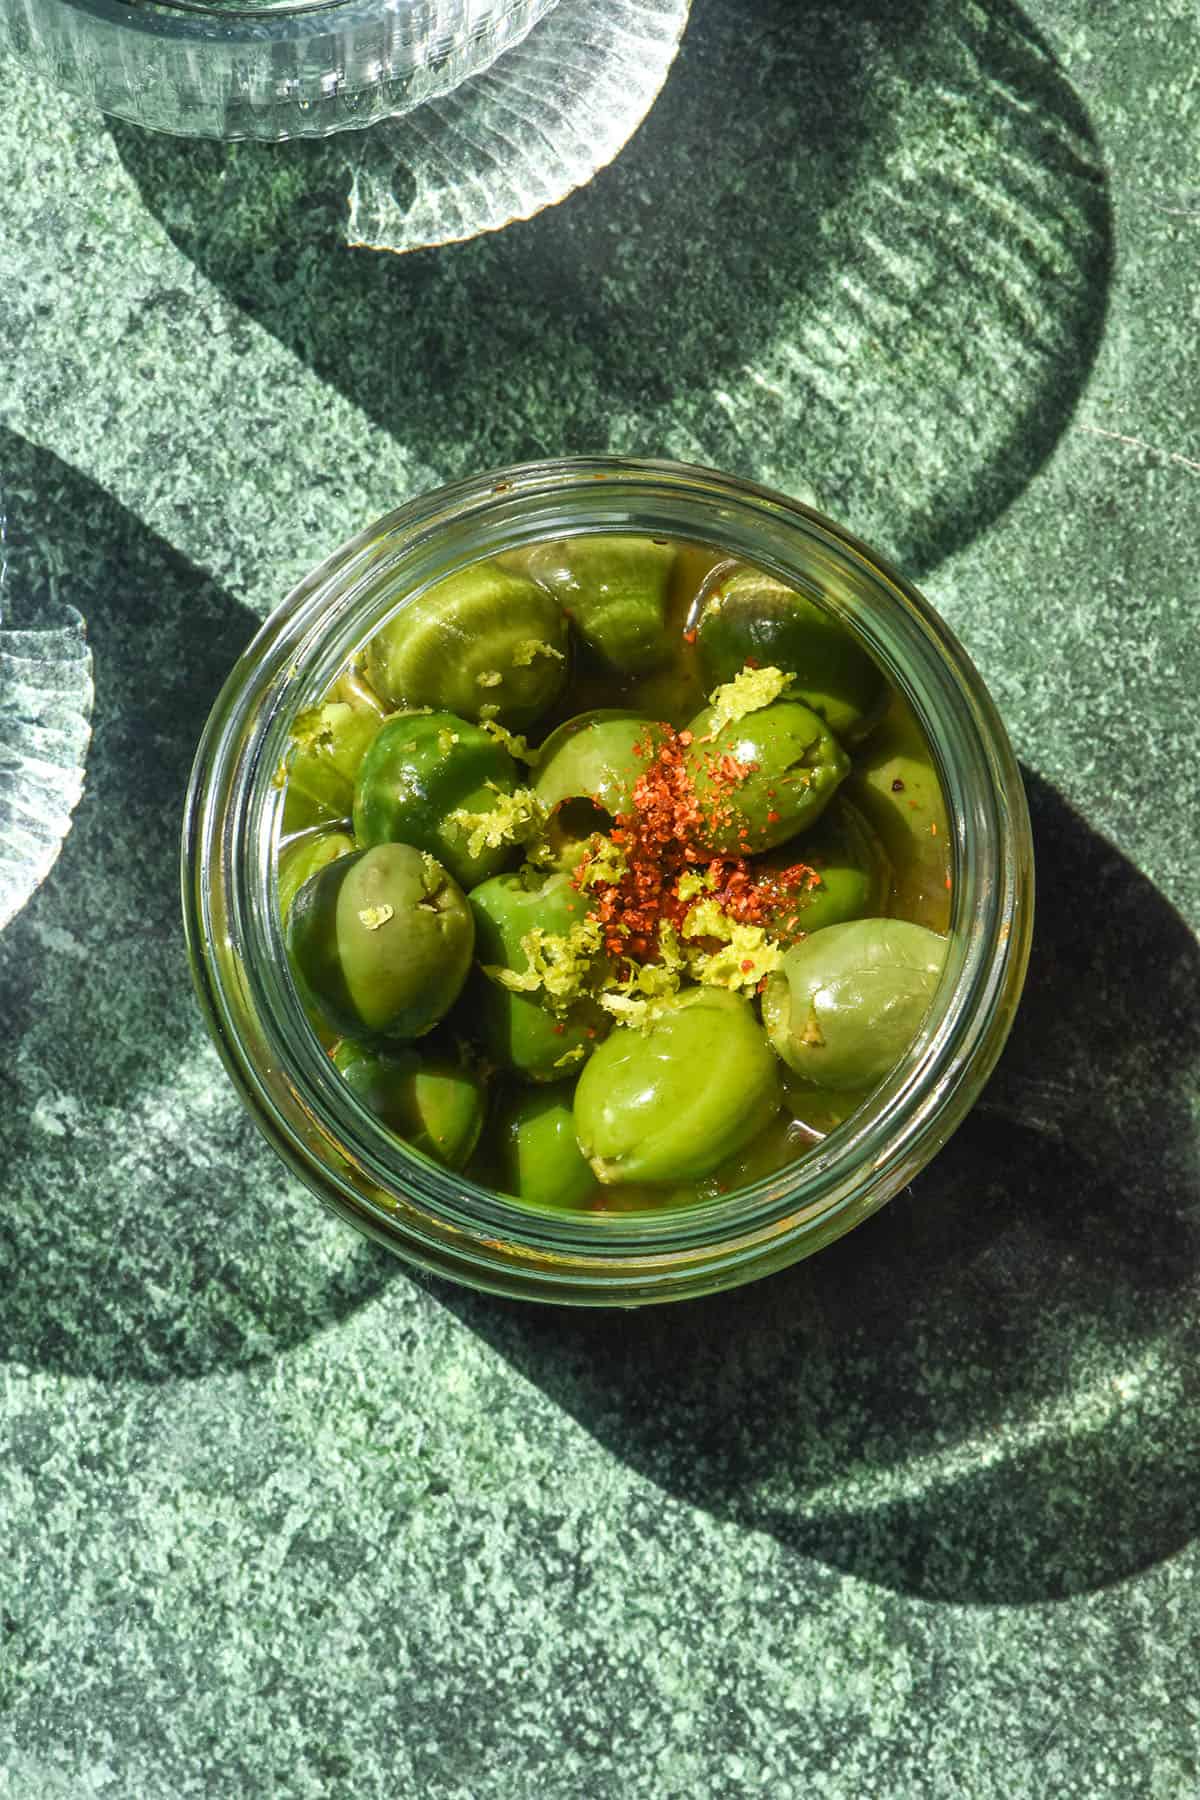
[182,456,1034,1303]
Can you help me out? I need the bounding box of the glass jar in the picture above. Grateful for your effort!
[0,0,557,141]
[182,458,1034,1306]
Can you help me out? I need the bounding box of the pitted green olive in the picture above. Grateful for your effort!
[494,1084,597,1210]
[366,560,569,729]
[532,710,667,865]
[684,698,850,855]
[573,988,781,1184]
[762,918,948,1089]
[467,869,609,1082]
[692,565,886,742]
[333,1040,485,1171]
[517,536,677,674]
[286,843,474,1040]
[353,710,521,889]
[535,711,666,815]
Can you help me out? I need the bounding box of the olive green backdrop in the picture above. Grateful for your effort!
[1,0,1198,1792]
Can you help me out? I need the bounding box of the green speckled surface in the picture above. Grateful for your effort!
[2,1,1199,1792]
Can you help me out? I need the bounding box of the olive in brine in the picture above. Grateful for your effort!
[762,917,948,1089]
[684,698,850,855]
[532,710,666,865]
[287,843,474,1040]
[467,869,609,1082]
[353,711,521,889]
[693,565,886,742]
[752,799,889,938]
[494,1084,597,1210]
[573,988,781,1184]
[333,1040,485,1171]
[281,701,382,833]
[278,828,356,925]
[517,536,677,674]
[366,560,568,730]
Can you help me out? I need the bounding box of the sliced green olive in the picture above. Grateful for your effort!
[762,917,948,1089]
[366,560,569,729]
[516,536,677,674]
[353,710,521,889]
[333,1040,485,1171]
[684,697,850,855]
[287,843,474,1040]
[692,564,887,742]
[467,869,609,1082]
[494,1083,598,1210]
[573,988,781,1184]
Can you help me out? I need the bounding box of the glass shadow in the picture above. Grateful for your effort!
[0,429,395,1383]
[435,769,1200,1605]
[109,0,1112,577]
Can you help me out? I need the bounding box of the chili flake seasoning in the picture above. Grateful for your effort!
[573,724,816,977]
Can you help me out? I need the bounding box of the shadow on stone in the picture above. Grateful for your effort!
[0,430,395,1382]
[435,770,1200,1604]
[110,0,1112,576]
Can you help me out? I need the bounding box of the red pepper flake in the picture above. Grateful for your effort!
[744,657,760,670]
[683,628,697,645]
[552,1023,566,1036]
[766,810,780,824]
[945,875,952,891]
[930,821,938,836]
[740,959,755,973]
[573,721,823,965]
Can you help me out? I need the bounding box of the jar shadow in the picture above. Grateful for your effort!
[0,430,396,1383]
[108,0,1111,578]
[434,769,1200,1605]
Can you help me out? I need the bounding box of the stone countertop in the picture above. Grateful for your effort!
[1,1,1198,1793]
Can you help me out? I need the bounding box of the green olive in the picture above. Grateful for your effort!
[366,560,569,729]
[843,693,952,931]
[277,827,356,925]
[281,701,382,833]
[516,536,677,674]
[752,799,890,937]
[494,1083,598,1210]
[532,710,666,865]
[333,1040,485,1171]
[287,843,474,1040]
[573,988,781,1184]
[692,564,887,743]
[780,1071,872,1139]
[684,698,850,855]
[762,918,948,1089]
[467,869,609,1082]
[352,710,520,889]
